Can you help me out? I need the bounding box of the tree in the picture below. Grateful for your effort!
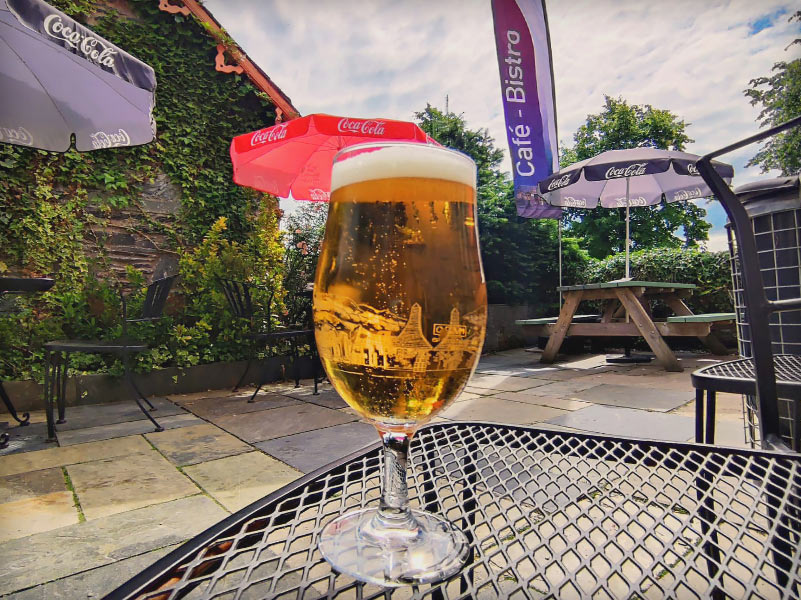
[561,96,711,259]
[415,105,586,308]
[744,11,801,175]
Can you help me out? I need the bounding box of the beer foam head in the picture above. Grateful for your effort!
[331,143,476,192]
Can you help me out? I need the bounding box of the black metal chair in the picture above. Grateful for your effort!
[694,115,801,453]
[43,274,177,441]
[695,117,801,599]
[218,278,319,402]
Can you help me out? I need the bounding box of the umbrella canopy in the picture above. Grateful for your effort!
[538,148,734,278]
[0,0,156,152]
[230,114,436,201]
[538,148,734,208]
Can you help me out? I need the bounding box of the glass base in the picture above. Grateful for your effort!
[318,508,469,587]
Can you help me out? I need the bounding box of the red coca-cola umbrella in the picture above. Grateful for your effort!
[230,113,437,201]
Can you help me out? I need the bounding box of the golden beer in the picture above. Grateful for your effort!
[313,144,487,433]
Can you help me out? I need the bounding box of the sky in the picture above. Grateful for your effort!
[205,0,800,250]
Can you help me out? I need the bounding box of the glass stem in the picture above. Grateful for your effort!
[375,431,417,531]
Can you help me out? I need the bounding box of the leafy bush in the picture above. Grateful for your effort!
[583,248,734,314]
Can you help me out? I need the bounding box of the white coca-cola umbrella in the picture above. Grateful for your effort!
[0,0,156,152]
[538,148,734,278]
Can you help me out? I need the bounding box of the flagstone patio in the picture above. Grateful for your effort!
[0,348,749,598]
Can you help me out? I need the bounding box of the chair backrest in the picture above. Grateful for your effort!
[218,278,255,320]
[139,275,178,320]
[697,115,801,451]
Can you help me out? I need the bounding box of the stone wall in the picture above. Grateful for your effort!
[86,171,181,282]
[483,304,540,353]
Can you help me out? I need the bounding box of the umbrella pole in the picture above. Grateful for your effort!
[625,176,630,279]
[558,219,563,304]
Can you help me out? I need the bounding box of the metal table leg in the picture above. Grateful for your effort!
[0,381,30,426]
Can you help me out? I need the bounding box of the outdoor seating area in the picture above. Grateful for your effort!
[0,348,755,598]
[1,0,800,597]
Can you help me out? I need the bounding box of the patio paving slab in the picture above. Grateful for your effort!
[517,379,601,398]
[0,423,53,456]
[56,413,204,446]
[574,383,692,412]
[183,451,302,512]
[4,543,179,600]
[66,450,200,520]
[178,393,301,419]
[145,423,252,466]
[492,391,592,411]
[0,467,66,503]
[0,468,77,542]
[287,388,349,410]
[55,397,186,431]
[0,435,152,477]
[546,404,694,442]
[461,385,500,396]
[515,368,599,381]
[0,494,226,595]
[440,397,569,425]
[0,490,78,543]
[213,403,357,443]
[467,374,547,392]
[256,421,377,473]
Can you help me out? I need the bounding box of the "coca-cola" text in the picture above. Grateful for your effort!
[250,123,288,146]
[308,188,330,201]
[547,174,571,190]
[672,188,703,201]
[605,163,647,179]
[0,125,33,146]
[90,129,130,149]
[337,118,385,136]
[614,196,648,207]
[44,15,118,69]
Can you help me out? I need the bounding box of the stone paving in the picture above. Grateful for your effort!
[0,348,749,598]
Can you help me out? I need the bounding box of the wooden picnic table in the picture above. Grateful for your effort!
[518,280,734,372]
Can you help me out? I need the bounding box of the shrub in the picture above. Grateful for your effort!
[583,248,733,314]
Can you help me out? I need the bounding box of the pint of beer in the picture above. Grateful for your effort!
[313,142,487,433]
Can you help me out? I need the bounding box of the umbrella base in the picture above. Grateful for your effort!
[606,348,653,364]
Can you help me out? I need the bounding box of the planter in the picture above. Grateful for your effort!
[1,355,317,413]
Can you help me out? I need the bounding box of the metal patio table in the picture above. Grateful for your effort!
[107,421,801,600]
[0,277,54,449]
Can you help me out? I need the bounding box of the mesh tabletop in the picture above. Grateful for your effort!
[108,423,801,600]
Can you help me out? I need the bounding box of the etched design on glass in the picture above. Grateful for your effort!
[314,292,485,374]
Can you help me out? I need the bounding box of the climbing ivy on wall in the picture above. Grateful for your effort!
[0,0,289,380]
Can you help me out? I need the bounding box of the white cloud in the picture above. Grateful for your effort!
[703,230,732,253]
[206,0,798,236]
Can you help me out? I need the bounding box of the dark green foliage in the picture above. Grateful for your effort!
[0,0,287,380]
[584,248,733,315]
[561,96,712,258]
[744,11,801,176]
[414,105,588,309]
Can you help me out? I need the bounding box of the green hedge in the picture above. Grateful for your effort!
[583,248,734,314]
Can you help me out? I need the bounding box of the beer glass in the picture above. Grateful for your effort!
[314,141,487,585]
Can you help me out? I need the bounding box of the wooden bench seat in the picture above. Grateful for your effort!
[515,314,599,326]
[665,313,736,323]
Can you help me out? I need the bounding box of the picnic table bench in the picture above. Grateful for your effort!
[517,280,735,372]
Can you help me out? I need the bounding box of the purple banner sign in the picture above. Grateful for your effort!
[491,0,561,219]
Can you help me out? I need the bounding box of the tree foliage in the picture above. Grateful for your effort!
[561,96,711,259]
[415,105,587,309]
[744,10,801,175]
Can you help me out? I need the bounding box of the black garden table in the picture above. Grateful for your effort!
[107,422,800,600]
[0,277,54,449]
